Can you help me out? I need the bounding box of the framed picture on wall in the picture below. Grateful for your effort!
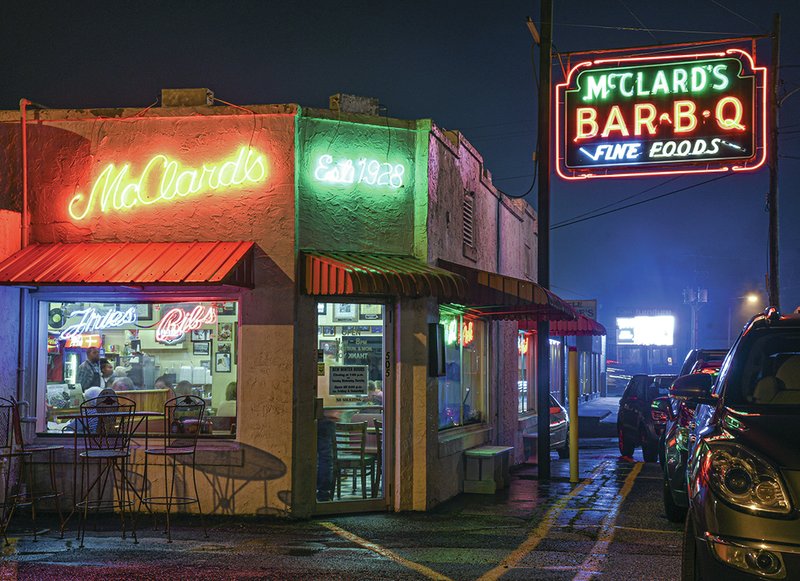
[359,304,382,320]
[217,302,236,316]
[322,326,335,337]
[215,352,231,373]
[332,303,357,322]
[191,329,211,341]
[192,341,210,356]
[134,303,153,322]
[218,322,233,341]
[317,303,327,315]
[319,340,338,358]
[217,342,231,354]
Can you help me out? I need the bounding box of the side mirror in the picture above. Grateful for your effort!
[651,396,673,420]
[669,373,715,405]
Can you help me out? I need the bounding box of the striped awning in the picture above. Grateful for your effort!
[520,314,606,336]
[302,251,466,300]
[0,241,254,287]
[438,259,577,322]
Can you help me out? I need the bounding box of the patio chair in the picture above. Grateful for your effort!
[143,395,207,542]
[76,394,138,548]
[371,419,383,498]
[0,396,64,545]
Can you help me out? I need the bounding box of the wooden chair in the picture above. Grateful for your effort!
[333,422,375,500]
[371,419,383,498]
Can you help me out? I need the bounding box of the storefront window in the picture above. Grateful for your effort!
[549,338,563,400]
[315,302,386,503]
[42,300,238,435]
[438,310,486,430]
[518,332,530,414]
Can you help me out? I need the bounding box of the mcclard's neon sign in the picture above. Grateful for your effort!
[556,48,767,179]
[68,147,268,220]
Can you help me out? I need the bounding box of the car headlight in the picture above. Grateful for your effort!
[705,442,791,515]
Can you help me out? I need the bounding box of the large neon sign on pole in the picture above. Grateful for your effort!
[556,48,767,179]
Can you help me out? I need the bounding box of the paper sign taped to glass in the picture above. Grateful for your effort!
[328,365,369,395]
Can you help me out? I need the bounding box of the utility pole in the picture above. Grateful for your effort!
[535,0,553,480]
[768,13,780,310]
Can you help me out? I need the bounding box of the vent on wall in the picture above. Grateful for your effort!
[463,191,475,248]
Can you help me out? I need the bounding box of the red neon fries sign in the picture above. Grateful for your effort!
[556,48,767,180]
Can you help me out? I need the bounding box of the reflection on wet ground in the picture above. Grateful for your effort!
[3,439,682,581]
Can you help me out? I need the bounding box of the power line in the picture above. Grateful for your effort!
[617,0,658,43]
[707,0,765,32]
[551,174,733,230]
[554,22,751,36]
[552,176,680,227]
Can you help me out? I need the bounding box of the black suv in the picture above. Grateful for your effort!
[617,374,676,462]
[680,308,800,580]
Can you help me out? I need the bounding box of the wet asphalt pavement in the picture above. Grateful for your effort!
[1,439,683,580]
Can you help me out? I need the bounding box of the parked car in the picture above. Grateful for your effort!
[681,308,800,580]
[549,394,569,459]
[617,374,676,461]
[659,352,727,522]
[521,394,570,460]
[678,348,728,377]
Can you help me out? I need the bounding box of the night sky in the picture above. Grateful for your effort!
[2,1,799,351]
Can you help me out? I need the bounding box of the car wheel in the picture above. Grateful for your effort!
[641,428,659,462]
[557,434,570,459]
[663,478,687,523]
[618,425,635,456]
[681,516,703,581]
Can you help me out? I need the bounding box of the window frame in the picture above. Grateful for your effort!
[29,288,241,437]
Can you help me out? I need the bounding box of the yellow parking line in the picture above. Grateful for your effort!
[572,462,643,581]
[476,461,609,581]
[319,521,453,581]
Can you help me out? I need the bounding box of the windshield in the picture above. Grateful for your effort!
[724,328,800,406]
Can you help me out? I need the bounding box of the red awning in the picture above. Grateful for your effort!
[437,260,577,322]
[519,314,606,336]
[303,251,466,300]
[0,241,254,287]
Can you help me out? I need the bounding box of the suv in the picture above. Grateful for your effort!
[660,354,726,523]
[680,308,800,580]
[617,374,676,462]
[679,348,728,377]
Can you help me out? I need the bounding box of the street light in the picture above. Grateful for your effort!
[728,293,762,346]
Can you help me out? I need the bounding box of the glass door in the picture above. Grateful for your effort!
[315,302,387,508]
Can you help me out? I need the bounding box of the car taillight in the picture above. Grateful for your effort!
[651,410,668,423]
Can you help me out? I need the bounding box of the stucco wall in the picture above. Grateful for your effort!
[0,210,21,399]
[0,106,298,516]
[297,112,423,255]
[426,124,539,504]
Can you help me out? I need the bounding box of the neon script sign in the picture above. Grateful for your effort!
[557,49,766,179]
[59,307,137,340]
[155,306,217,344]
[69,147,268,220]
[313,155,405,188]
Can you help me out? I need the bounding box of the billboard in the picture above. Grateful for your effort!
[616,315,675,346]
[556,47,766,179]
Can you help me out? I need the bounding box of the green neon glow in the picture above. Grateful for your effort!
[68,146,268,220]
[313,154,405,188]
[444,318,458,345]
[577,59,738,103]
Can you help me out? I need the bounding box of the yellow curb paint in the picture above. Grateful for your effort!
[476,461,610,581]
[320,521,453,581]
[613,525,682,534]
[572,462,644,581]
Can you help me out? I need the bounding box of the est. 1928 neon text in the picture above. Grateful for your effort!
[313,155,405,188]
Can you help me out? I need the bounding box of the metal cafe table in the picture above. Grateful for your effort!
[55,410,164,534]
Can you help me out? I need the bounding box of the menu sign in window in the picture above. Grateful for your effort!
[329,365,369,395]
[343,336,383,380]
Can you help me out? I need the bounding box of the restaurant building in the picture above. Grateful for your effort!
[0,90,603,517]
